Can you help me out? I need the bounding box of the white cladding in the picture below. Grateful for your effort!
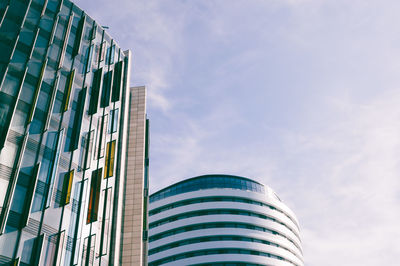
[148,176,304,266]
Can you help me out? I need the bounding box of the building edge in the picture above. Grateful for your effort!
[109,49,131,265]
[119,85,148,265]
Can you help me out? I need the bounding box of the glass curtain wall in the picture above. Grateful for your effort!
[0,0,129,265]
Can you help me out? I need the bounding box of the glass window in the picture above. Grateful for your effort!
[82,234,96,266]
[11,46,29,68]
[84,44,94,73]
[111,61,123,102]
[94,114,108,159]
[104,140,115,178]
[69,87,86,151]
[87,168,102,224]
[105,44,115,65]
[63,69,75,112]
[88,68,102,115]
[42,231,65,266]
[30,131,56,212]
[34,33,48,56]
[150,175,265,202]
[6,167,32,229]
[28,234,45,265]
[90,24,97,40]
[27,59,47,125]
[45,129,63,208]
[98,41,106,63]
[100,187,112,255]
[72,16,85,56]
[0,92,15,147]
[61,170,74,205]
[108,109,118,133]
[100,70,112,108]
[38,17,53,34]
[45,0,59,13]
[79,130,94,170]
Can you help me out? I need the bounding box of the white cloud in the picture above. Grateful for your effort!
[275,90,400,265]
[73,1,400,265]
[75,0,188,112]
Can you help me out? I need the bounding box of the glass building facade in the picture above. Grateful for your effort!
[149,175,304,266]
[0,0,149,265]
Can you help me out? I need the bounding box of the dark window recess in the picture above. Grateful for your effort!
[45,129,64,208]
[19,163,40,228]
[30,234,44,266]
[106,44,115,65]
[84,44,94,73]
[28,58,47,124]
[145,118,150,163]
[11,258,20,265]
[111,61,123,102]
[72,15,85,57]
[95,114,108,159]
[98,41,106,62]
[87,168,102,224]
[143,230,148,241]
[88,68,102,115]
[0,1,7,15]
[100,70,112,108]
[0,92,16,148]
[90,24,97,40]
[63,69,75,112]
[94,114,108,160]
[79,130,94,170]
[6,164,39,230]
[69,87,87,151]
[100,187,112,255]
[58,15,73,69]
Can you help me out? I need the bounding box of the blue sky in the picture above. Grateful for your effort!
[75,0,400,265]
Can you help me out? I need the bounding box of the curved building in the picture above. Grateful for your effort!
[148,174,303,266]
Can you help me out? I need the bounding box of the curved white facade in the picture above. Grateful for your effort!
[148,175,303,266]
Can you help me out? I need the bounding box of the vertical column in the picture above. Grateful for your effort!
[121,86,146,265]
[142,118,150,266]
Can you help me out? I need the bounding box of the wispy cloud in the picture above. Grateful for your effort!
[276,90,400,265]
[76,0,188,112]
[74,0,400,265]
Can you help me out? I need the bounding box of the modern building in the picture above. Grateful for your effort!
[148,174,303,266]
[0,0,148,265]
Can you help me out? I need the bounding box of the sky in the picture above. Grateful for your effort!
[75,0,400,265]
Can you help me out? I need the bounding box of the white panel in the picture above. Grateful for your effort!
[149,201,299,237]
[149,241,303,266]
[149,228,302,260]
[149,182,304,266]
[150,214,301,250]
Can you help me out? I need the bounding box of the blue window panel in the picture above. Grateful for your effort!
[150,175,265,202]
[88,68,102,115]
[72,16,85,57]
[100,70,112,108]
[111,60,123,102]
[0,92,15,148]
[45,129,64,208]
[84,44,94,73]
[31,131,58,212]
[69,87,87,151]
[105,44,115,65]
[108,108,118,134]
